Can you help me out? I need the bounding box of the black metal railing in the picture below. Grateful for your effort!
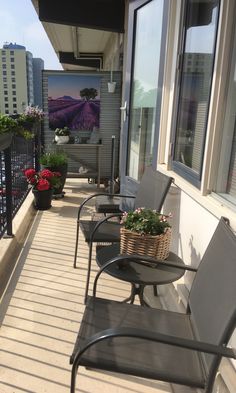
[0,134,39,238]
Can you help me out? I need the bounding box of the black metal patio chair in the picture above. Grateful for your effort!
[73,167,173,301]
[70,217,236,393]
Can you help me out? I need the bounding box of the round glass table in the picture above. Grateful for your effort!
[96,244,185,306]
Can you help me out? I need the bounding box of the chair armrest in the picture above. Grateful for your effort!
[90,213,123,242]
[77,193,135,221]
[71,325,236,367]
[77,192,114,220]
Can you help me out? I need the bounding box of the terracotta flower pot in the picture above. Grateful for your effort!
[32,188,53,210]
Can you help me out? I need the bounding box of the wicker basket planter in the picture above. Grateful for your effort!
[120,227,171,260]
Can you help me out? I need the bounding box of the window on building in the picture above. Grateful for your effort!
[11,71,15,76]
[172,0,220,187]
[12,91,16,96]
[11,77,15,82]
[12,97,17,102]
[13,110,17,114]
[3,84,7,88]
[2,50,6,55]
[3,71,7,75]
[10,51,14,55]
[4,91,8,95]
[2,57,6,62]
[215,25,236,206]
[5,110,9,114]
[4,97,8,102]
[11,64,15,69]
[127,0,165,180]
[5,104,9,108]
[12,84,16,89]
[2,64,6,69]
[10,57,14,62]
[13,103,17,108]
[3,77,7,82]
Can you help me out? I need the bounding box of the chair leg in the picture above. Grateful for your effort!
[122,283,136,304]
[73,221,80,269]
[153,285,158,296]
[70,363,78,393]
[138,285,150,307]
[84,241,93,304]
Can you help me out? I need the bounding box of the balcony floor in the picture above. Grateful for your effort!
[0,179,175,393]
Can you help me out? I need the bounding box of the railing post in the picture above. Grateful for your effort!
[109,135,116,195]
[4,146,14,238]
[34,122,41,172]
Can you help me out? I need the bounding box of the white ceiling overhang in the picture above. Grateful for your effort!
[31,0,125,70]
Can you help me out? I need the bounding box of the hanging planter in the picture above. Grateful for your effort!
[0,133,13,151]
[108,81,116,93]
[108,65,116,93]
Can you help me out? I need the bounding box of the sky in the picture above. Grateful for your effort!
[0,0,62,70]
[48,75,101,99]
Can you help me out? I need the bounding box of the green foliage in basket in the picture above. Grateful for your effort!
[121,208,171,236]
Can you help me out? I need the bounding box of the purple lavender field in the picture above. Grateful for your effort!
[48,96,100,131]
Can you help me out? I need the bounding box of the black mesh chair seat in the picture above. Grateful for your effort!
[79,220,121,243]
[71,296,205,388]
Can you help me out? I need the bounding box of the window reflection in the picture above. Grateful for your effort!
[174,0,219,178]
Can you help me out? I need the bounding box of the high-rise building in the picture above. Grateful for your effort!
[32,58,44,108]
[0,43,44,114]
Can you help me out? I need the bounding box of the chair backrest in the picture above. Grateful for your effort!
[134,167,173,212]
[189,217,236,386]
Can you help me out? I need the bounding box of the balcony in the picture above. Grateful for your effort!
[0,179,179,393]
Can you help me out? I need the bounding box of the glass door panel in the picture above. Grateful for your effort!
[127,0,164,181]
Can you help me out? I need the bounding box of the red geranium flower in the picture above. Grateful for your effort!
[24,168,36,178]
[36,178,50,191]
[41,169,54,179]
[24,167,62,193]
[29,177,37,185]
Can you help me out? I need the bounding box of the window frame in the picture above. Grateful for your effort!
[170,0,221,188]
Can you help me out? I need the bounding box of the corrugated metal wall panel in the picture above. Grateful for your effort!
[42,70,121,181]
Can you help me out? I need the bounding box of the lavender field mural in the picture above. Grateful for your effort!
[48,74,101,131]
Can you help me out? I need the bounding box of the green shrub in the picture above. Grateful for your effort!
[40,152,68,167]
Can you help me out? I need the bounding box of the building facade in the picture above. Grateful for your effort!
[0,43,44,114]
[32,58,44,107]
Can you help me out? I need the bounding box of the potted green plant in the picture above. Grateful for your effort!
[40,152,68,197]
[120,208,172,261]
[54,127,70,144]
[24,168,62,210]
[0,114,17,150]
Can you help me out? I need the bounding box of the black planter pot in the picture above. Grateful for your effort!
[42,163,68,196]
[32,188,53,210]
[0,133,12,151]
